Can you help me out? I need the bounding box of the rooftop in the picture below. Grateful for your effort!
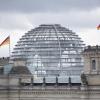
[84,45,100,52]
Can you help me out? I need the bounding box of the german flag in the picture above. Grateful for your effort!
[0,36,10,47]
[97,24,100,30]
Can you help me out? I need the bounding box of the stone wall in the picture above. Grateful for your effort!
[0,75,100,100]
[0,85,100,100]
[1,56,100,100]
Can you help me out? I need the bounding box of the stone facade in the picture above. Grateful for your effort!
[83,45,100,85]
[0,75,100,100]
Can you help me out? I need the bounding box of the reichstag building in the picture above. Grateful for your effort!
[0,24,100,100]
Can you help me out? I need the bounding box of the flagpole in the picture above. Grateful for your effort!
[9,36,10,58]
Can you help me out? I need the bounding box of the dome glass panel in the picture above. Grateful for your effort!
[11,24,85,76]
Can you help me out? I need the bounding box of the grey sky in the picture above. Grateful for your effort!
[0,0,100,12]
[0,0,100,57]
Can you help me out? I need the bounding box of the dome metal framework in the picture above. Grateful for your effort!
[11,24,85,76]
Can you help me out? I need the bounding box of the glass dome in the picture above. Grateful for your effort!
[11,24,85,76]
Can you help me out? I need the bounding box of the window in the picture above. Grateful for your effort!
[92,59,96,70]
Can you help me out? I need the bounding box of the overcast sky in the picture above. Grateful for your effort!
[0,0,100,57]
